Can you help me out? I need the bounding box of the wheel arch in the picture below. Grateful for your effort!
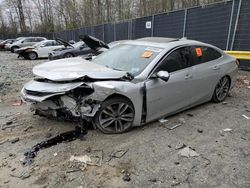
[28,51,38,59]
[104,93,135,110]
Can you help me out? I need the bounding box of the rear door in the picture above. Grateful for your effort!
[188,46,223,103]
[146,46,194,122]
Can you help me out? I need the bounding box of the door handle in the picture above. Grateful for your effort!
[213,66,220,70]
[185,74,192,79]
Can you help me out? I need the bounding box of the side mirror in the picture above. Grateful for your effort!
[156,71,170,82]
[40,44,45,47]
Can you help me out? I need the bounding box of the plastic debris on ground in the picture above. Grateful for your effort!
[159,117,185,130]
[106,149,128,162]
[69,155,91,164]
[178,147,200,158]
[12,100,23,106]
[223,128,233,132]
[219,128,233,136]
[242,114,250,120]
[158,118,168,123]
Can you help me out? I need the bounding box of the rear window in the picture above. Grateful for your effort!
[190,46,222,65]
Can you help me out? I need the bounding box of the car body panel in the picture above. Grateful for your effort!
[15,40,65,58]
[146,67,193,122]
[48,41,94,60]
[48,36,109,60]
[33,57,128,81]
[0,39,15,49]
[21,38,238,129]
[9,37,46,51]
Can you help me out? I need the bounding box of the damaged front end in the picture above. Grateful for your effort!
[21,80,101,122]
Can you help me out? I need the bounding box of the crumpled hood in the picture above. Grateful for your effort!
[15,46,34,53]
[56,38,74,48]
[81,35,109,51]
[33,57,127,81]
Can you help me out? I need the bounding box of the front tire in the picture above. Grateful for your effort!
[212,76,230,103]
[28,52,38,60]
[11,46,19,53]
[94,97,135,134]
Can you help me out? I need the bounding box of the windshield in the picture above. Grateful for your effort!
[73,41,85,48]
[92,44,163,76]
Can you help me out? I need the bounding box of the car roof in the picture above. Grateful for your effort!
[136,37,178,43]
[122,38,222,52]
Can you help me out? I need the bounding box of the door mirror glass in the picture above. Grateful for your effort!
[156,71,170,82]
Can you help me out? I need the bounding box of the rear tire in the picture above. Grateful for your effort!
[212,76,230,103]
[94,97,135,134]
[28,52,38,60]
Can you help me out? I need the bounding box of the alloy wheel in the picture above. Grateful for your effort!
[215,77,230,101]
[98,101,134,133]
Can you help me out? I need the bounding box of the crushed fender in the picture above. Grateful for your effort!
[21,126,87,166]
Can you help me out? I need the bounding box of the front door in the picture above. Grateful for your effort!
[146,46,194,122]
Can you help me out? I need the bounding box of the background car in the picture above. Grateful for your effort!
[4,37,24,50]
[0,39,15,49]
[9,37,47,53]
[48,35,109,60]
[21,38,238,134]
[15,40,65,60]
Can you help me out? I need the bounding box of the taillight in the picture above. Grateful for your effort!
[235,59,240,66]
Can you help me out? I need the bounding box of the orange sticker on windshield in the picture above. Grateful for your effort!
[142,51,153,58]
[195,48,202,57]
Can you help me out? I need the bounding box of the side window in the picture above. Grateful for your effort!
[156,47,191,73]
[190,46,222,65]
[35,38,44,42]
[53,41,61,46]
[23,38,33,42]
[44,42,53,46]
[31,38,37,42]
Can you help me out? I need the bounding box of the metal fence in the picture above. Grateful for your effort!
[1,0,250,68]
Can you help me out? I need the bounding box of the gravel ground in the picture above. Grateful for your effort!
[0,51,250,188]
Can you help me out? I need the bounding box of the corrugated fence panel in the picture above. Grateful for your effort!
[185,2,232,49]
[85,27,93,36]
[132,16,152,39]
[233,0,250,70]
[115,21,129,40]
[226,0,240,50]
[93,25,104,41]
[233,0,250,50]
[153,10,185,38]
[104,23,114,43]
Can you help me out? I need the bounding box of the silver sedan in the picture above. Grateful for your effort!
[21,38,238,134]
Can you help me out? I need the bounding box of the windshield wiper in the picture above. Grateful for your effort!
[104,66,134,80]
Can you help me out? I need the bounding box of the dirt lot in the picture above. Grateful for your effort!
[0,51,250,188]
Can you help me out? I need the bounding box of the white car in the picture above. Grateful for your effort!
[9,37,46,53]
[15,40,65,60]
